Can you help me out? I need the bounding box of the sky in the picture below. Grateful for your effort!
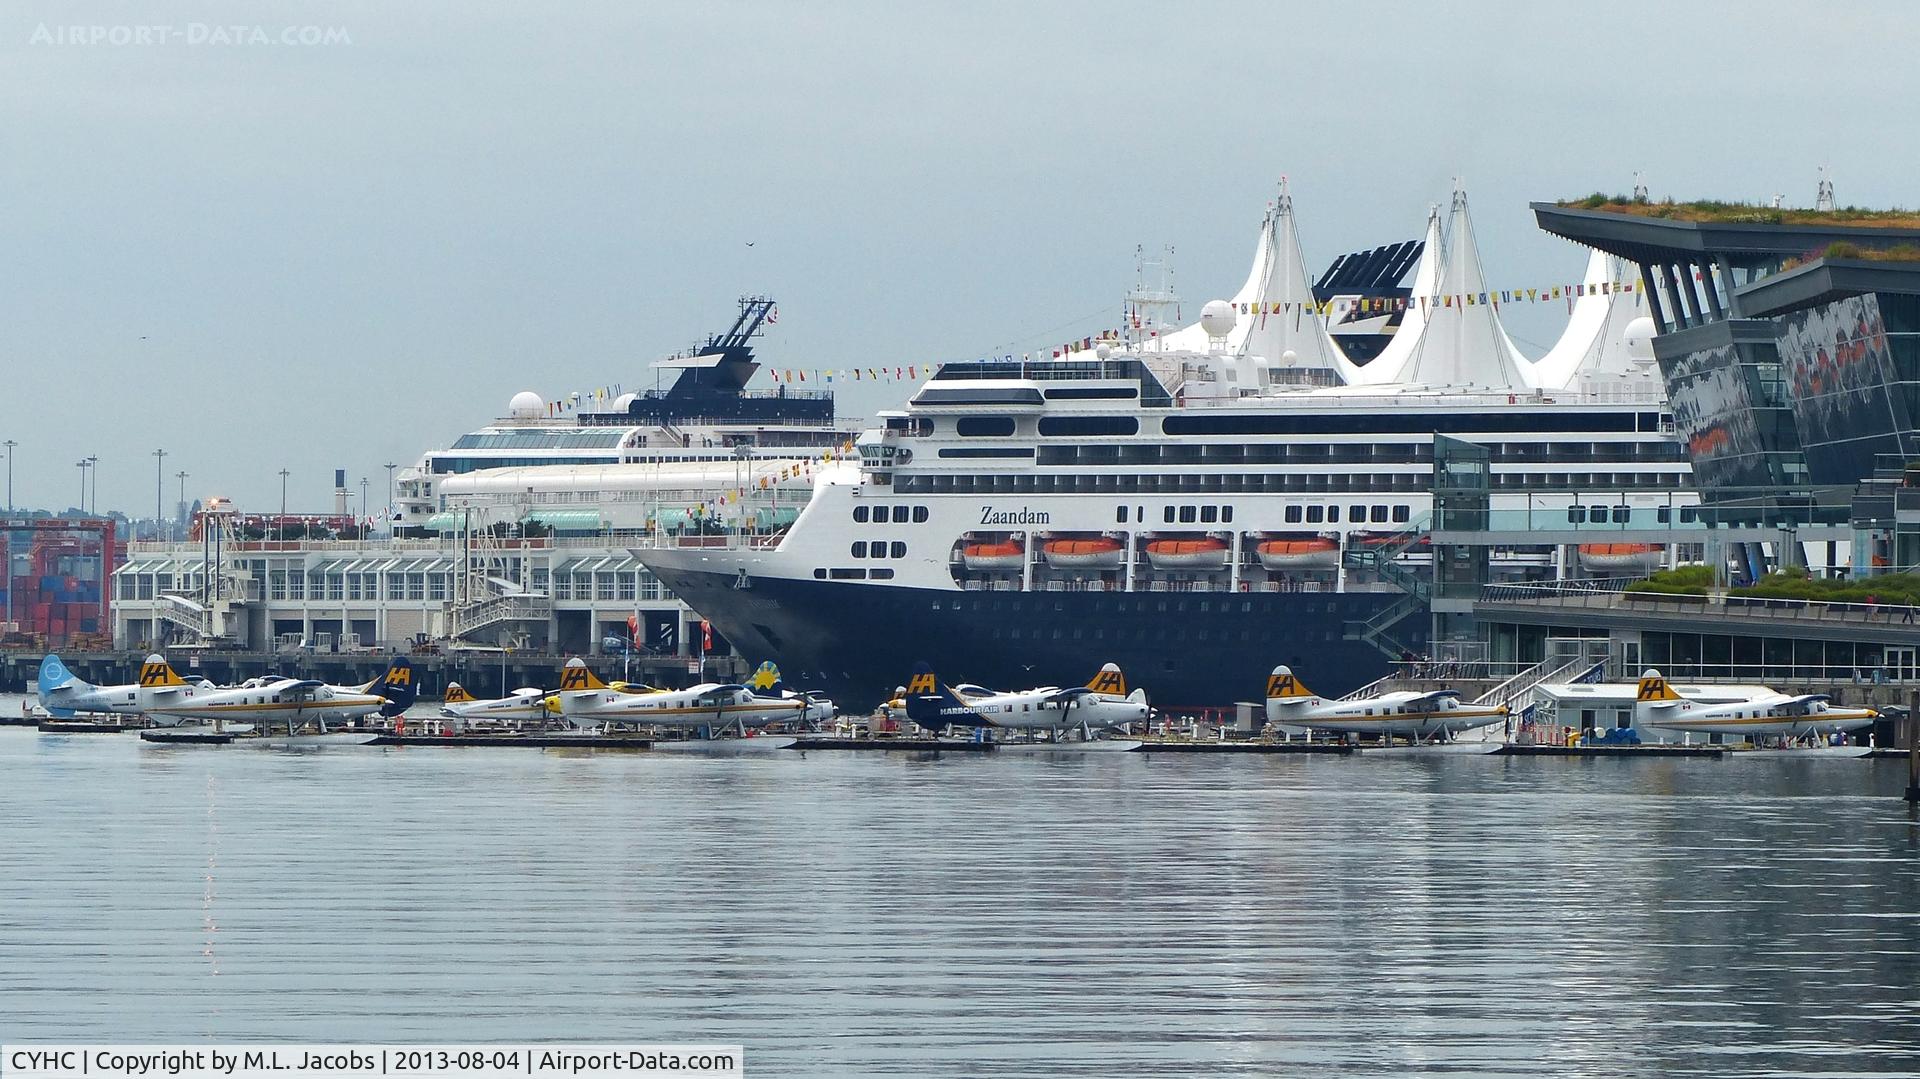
[2,1,1917,517]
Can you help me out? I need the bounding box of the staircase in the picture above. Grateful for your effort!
[449,591,552,640]
[155,594,211,639]
[1470,654,1607,713]
[1340,516,1431,659]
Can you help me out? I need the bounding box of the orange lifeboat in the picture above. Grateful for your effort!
[1256,538,1339,569]
[1144,537,1230,570]
[1578,542,1664,573]
[1042,537,1125,569]
[961,541,1024,570]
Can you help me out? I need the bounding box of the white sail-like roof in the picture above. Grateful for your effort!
[1526,249,1653,391]
[1365,188,1532,389]
[1154,184,1351,376]
[1345,207,1443,385]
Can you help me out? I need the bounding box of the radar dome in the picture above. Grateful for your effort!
[508,391,545,418]
[1623,316,1657,360]
[1095,344,1111,360]
[1200,299,1236,338]
[612,392,637,411]
[1280,349,1299,367]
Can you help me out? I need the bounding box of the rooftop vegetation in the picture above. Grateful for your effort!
[1625,564,1920,604]
[1559,194,1920,229]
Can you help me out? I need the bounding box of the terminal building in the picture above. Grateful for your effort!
[1471,191,1920,690]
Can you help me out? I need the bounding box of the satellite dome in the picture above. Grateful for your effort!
[1095,344,1111,360]
[508,391,545,418]
[612,392,637,411]
[1280,348,1299,367]
[1200,299,1236,338]
[1623,316,1658,360]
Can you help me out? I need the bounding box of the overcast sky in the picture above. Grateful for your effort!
[3,1,1915,516]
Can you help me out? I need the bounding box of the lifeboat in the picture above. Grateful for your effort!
[961,541,1023,571]
[1578,542,1664,573]
[1145,537,1230,570]
[1256,538,1339,569]
[1043,537,1124,569]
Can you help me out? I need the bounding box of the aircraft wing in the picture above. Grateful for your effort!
[1404,689,1463,709]
[1769,693,1832,714]
[274,679,326,692]
[1046,687,1096,705]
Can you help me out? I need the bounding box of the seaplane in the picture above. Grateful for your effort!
[439,682,551,724]
[36,653,218,720]
[745,661,835,726]
[1263,665,1507,742]
[552,657,808,732]
[141,656,416,742]
[1633,669,1877,740]
[902,661,1149,742]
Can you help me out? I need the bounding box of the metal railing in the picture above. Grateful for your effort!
[1481,580,1920,628]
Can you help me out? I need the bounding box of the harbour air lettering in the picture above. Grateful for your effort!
[980,506,1051,526]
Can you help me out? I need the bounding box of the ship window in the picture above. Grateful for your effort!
[1371,505,1388,523]
[1327,506,1340,523]
[870,545,886,560]
[890,542,906,558]
[1612,506,1630,524]
[829,568,867,580]
[913,506,929,523]
[853,506,869,523]
[1135,505,1143,522]
[872,515,887,528]
[1680,505,1699,523]
[1116,506,1128,523]
[1393,505,1410,522]
[956,416,1018,437]
[1657,506,1671,523]
[871,568,894,580]
[1285,505,1303,523]
[1588,504,1607,521]
[1306,506,1324,523]
[1222,506,1234,523]
[1349,504,1366,522]
[814,568,827,579]
[1179,506,1197,523]
[1567,506,1585,523]
[852,541,867,557]
[1163,507,1176,523]
[886,506,904,523]
[1201,506,1218,523]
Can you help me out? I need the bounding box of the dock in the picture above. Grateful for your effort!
[370,733,654,749]
[140,730,237,745]
[38,720,145,734]
[787,737,996,752]
[1494,743,1725,759]
[1134,740,1355,755]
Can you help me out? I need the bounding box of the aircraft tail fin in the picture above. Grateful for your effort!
[375,657,417,717]
[1085,662,1127,696]
[903,661,968,724]
[37,654,84,717]
[1635,668,1681,703]
[1265,665,1314,700]
[747,659,787,695]
[443,682,475,704]
[137,653,187,688]
[559,657,607,692]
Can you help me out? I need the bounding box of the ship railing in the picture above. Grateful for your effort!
[1482,580,1920,628]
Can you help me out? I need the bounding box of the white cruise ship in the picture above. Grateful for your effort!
[637,187,1699,709]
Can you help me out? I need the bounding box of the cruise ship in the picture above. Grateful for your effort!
[637,186,1697,709]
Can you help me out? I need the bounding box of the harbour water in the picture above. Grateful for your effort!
[3,706,1920,1077]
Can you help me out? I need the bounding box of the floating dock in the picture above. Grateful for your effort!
[1494,743,1725,759]
[38,720,144,734]
[1134,740,1355,755]
[140,729,236,745]
[370,733,654,749]
[787,737,996,752]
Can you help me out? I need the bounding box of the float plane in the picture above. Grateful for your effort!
[552,657,807,731]
[1633,669,1876,739]
[36,653,218,720]
[141,656,416,733]
[440,682,550,723]
[1263,665,1507,741]
[903,661,1148,739]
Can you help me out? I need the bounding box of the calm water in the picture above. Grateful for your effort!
[3,701,1920,1078]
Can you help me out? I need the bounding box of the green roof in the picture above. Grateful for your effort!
[1557,195,1920,229]
[522,510,604,531]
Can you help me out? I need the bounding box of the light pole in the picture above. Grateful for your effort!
[85,455,98,515]
[175,471,188,542]
[384,462,397,537]
[153,449,167,541]
[359,477,368,534]
[3,439,16,513]
[75,460,88,515]
[279,469,290,544]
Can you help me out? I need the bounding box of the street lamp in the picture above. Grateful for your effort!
[153,449,167,541]
[279,469,290,543]
[3,439,16,513]
[75,460,88,515]
[359,477,369,533]
[384,462,397,537]
[85,455,98,515]
[175,471,188,543]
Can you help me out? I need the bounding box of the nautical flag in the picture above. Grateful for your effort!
[627,610,639,638]
[767,305,779,324]
[701,620,713,651]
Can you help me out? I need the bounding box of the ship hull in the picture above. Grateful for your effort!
[643,556,1421,711]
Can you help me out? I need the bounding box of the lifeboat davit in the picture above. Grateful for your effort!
[962,541,1023,571]
[1579,542,1664,573]
[1256,538,1339,569]
[1043,537,1124,569]
[1144,537,1230,570]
